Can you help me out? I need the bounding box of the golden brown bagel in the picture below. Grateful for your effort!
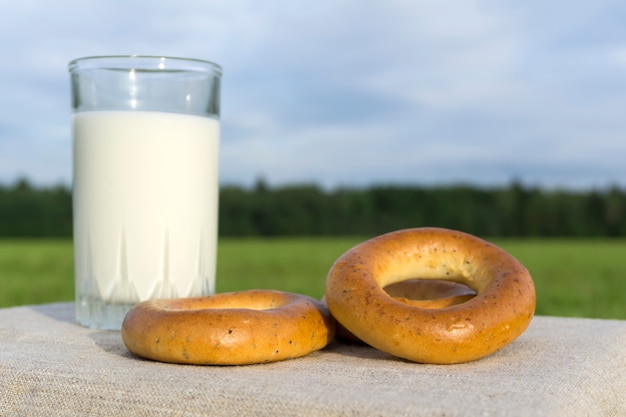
[325,227,535,364]
[122,289,335,365]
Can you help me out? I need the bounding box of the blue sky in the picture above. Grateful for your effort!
[1,0,626,189]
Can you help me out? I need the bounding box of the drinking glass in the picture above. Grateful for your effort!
[69,55,222,329]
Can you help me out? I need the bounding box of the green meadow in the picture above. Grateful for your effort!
[0,237,624,320]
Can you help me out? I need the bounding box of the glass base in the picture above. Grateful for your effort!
[75,297,135,330]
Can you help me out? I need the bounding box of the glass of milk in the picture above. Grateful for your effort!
[68,56,222,329]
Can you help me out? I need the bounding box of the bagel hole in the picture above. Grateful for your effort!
[384,279,476,309]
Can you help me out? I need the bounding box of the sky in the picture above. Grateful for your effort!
[1,0,626,190]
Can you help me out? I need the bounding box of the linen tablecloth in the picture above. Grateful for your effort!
[0,302,624,416]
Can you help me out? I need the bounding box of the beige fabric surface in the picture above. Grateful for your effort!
[0,303,624,417]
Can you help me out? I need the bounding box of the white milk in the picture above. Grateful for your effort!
[73,110,219,310]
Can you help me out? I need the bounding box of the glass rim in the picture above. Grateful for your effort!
[68,55,222,76]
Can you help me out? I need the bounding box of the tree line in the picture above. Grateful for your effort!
[2,177,626,238]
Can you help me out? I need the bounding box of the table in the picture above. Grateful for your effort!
[1,303,624,416]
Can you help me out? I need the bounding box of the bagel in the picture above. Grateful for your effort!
[121,289,335,365]
[325,227,535,364]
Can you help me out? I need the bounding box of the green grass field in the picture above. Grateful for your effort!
[0,237,624,319]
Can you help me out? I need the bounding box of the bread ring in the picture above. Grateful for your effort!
[121,289,335,365]
[325,227,536,364]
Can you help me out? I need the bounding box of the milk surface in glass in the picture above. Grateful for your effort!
[73,110,219,326]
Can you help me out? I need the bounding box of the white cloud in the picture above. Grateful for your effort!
[609,46,626,67]
[1,0,626,189]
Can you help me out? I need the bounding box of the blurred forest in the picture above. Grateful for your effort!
[2,177,626,237]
